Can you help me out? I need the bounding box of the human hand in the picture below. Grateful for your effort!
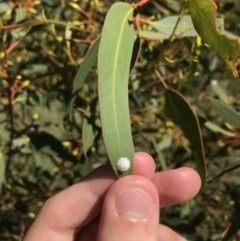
[23,152,201,241]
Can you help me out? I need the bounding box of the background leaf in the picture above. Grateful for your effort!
[98,2,135,177]
[204,121,234,137]
[210,98,240,129]
[82,97,100,155]
[14,8,26,23]
[130,37,141,74]
[152,138,168,171]
[148,15,223,39]
[188,0,240,77]
[164,89,206,191]
[65,36,101,124]
[210,80,229,104]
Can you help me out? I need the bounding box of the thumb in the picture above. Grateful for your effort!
[97,175,159,241]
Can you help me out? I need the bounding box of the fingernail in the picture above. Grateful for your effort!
[115,188,156,219]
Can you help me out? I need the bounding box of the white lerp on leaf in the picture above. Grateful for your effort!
[117,157,130,172]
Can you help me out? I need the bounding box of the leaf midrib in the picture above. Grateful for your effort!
[112,7,133,151]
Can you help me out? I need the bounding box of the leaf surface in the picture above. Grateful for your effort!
[98,2,135,177]
[164,89,206,191]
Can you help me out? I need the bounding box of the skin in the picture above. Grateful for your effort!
[23,152,201,241]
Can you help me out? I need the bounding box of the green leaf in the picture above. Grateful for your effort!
[33,151,57,176]
[0,2,14,14]
[130,37,141,74]
[180,200,195,218]
[204,121,234,137]
[210,98,240,129]
[65,36,101,123]
[98,2,135,177]
[147,15,223,39]
[140,30,166,40]
[22,64,48,76]
[164,89,206,191]
[158,135,173,150]
[82,98,100,156]
[210,80,229,104]
[80,158,93,177]
[12,135,29,150]
[152,138,168,171]
[187,0,240,77]
[28,131,78,163]
[14,7,26,23]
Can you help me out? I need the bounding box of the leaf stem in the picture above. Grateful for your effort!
[154,68,169,89]
[169,0,187,42]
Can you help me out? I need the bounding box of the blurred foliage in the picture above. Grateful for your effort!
[0,0,240,240]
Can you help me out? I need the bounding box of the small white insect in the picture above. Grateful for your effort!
[117,157,130,172]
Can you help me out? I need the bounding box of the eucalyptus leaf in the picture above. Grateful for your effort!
[12,135,29,150]
[14,8,26,23]
[22,64,48,76]
[164,89,206,191]
[204,121,234,137]
[0,2,14,14]
[80,159,92,177]
[210,80,229,104]
[98,2,135,177]
[210,98,240,130]
[33,151,57,176]
[130,37,141,74]
[188,0,240,77]
[140,30,169,40]
[28,131,78,163]
[82,98,100,155]
[158,136,173,150]
[148,15,223,39]
[152,138,168,171]
[65,36,101,124]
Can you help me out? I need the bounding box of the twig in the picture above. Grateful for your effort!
[154,68,169,89]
